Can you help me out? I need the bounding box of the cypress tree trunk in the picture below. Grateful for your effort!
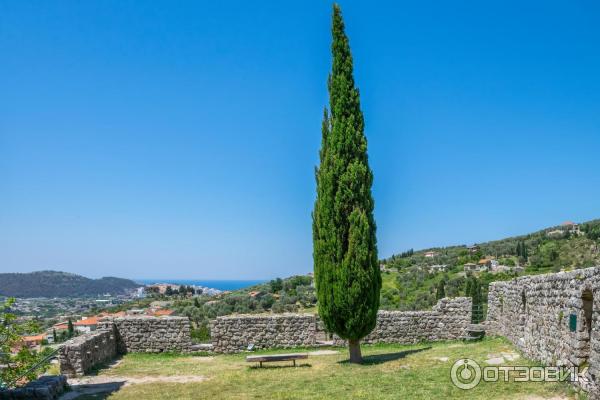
[313,4,381,364]
[348,339,362,363]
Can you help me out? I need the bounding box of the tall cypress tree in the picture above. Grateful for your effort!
[466,277,483,323]
[436,280,446,300]
[67,318,74,338]
[313,4,380,364]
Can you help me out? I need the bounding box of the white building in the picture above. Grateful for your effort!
[429,264,448,273]
[463,263,478,273]
[73,316,99,334]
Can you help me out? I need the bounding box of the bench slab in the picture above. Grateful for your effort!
[246,353,308,363]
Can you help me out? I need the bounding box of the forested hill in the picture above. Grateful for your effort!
[0,271,139,298]
[383,219,600,272]
[378,219,600,311]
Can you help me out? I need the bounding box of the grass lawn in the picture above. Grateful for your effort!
[89,337,581,400]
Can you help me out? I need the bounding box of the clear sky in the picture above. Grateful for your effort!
[2,1,600,279]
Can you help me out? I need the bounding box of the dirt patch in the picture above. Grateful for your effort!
[485,352,521,365]
[501,352,520,361]
[188,356,215,362]
[68,374,207,387]
[308,350,339,356]
[61,375,208,399]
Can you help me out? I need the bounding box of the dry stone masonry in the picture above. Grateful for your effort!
[59,316,192,377]
[486,266,600,395]
[333,297,471,345]
[59,329,117,378]
[210,314,317,353]
[102,316,193,353]
[53,266,600,398]
[0,375,67,400]
[210,298,471,353]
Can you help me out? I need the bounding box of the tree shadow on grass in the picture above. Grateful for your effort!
[62,381,126,400]
[248,363,312,370]
[84,356,124,377]
[339,347,432,365]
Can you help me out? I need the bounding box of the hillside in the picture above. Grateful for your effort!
[379,219,600,310]
[142,219,600,332]
[0,271,140,298]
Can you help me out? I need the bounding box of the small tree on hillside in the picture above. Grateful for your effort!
[313,4,381,364]
[466,277,483,323]
[67,318,74,338]
[436,280,446,300]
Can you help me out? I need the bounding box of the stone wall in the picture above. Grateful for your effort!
[0,376,67,400]
[486,266,600,393]
[335,297,471,345]
[210,314,316,353]
[59,316,193,377]
[102,316,193,353]
[210,297,471,353]
[59,329,117,378]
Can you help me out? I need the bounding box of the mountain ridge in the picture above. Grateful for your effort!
[0,270,139,298]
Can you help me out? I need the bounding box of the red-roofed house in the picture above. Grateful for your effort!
[21,334,46,348]
[152,309,174,317]
[53,322,69,331]
[74,316,100,333]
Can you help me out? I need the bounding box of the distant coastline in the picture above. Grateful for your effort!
[135,279,266,291]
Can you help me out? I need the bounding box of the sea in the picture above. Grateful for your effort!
[135,279,266,291]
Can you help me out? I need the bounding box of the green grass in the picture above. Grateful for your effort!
[93,337,580,400]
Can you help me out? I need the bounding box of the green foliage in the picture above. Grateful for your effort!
[515,241,528,262]
[498,257,515,266]
[312,5,381,341]
[67,318,74,338]
[384,219,600,297]
[583,220,600,240]
[269,278,283,293]
[435,280,446,300]
[466,276,484,323]
[0,298,49,388]
[398,249,414,258]
[190,322,211,343]
[171,275,318,341]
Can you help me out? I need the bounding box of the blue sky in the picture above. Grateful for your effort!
[1,1,600,279]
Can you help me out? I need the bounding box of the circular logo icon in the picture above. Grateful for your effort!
[451,358,482,390]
